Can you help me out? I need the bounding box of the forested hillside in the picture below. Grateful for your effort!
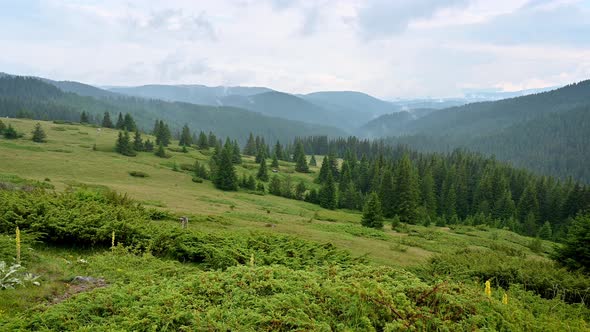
[0,76,345,144]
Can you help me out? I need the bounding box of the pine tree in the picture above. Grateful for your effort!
[179,124,192,147]
[316,156,330,184]
[154,142,167,158]
[144,139,154,152]
[123,113,136,131]
[116,131,135,156]
[293,141,309,173]
[133,130,144,151]
[281,176,293,198]
[309,155,317,167]
[257,156,269,181]
[420,168,437,218]
[394,155,420,224]
[101,112,113,128]
[31,123,46,143]
[305,188,319,204]
[232,140,242,164]
[152,120,160,135]
[194,160,209,180]
[319,172,337,210]
[362,192,383,228]
[80,111,89,124]
[379,168,396,218]
[246,175,256,190]
[538,221,552,239]
[256,181,266,193]
[269,175,282,196]
[555,214,590,272]
[197,131,208,149]
[213,141,238,191]
[243,133,257,155]
[517,184,540,224]
[208,132,217,148]
[274,141,284,160]
[271,153,279,168]
[116,113,125,130]
[295,180,306,200]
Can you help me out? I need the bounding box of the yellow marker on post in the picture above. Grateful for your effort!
[502,293,508,304]
[485,280,491,298]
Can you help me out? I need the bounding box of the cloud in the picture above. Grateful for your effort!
[355,0,471,39]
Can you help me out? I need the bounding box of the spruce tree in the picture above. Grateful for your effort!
[243,133,257,155]
[362,192,383,228]
[517,184,540,224]
[281,176,293,198]
[213,141,238,191]
[152,120,160,135]
[295,180,306,200]
[232,140,242,164]
[319,172,337,210]
[316,155,330,184]
[269,175,282,196]
[379,168,396,218]
[102,112,113,128]
[555,214,590,272]
[31,123,46,143]
[538,221,552,239]
[179,124,192,147]
[143,139,154,152]
[420,168,437,219]
[271,153,279,168]
[116,113,125,129]
[123,113,136,131]
[133,130,143,151]
[294,141,309,173]
[80,111,89,124]
[154,142,167,158]
[208,132,217,148]
[257,156,269,181]
[116,131,135,156]
[246,175,257,190]
[394,155,420,224]
[197,131,208,149]
[309,154,317,167]
[274,141,284,160]
[256,181,266,193]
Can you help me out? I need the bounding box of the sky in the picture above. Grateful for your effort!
[0,0,589,99]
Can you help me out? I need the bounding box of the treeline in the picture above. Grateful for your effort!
[268,135,590,241]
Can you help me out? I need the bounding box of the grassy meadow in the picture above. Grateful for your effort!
[0,118,588,330]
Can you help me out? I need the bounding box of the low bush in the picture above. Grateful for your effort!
[128,171,149,178]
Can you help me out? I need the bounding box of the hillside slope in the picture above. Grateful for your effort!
[0,76,345,143]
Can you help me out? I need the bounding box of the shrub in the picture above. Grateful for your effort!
[128,171,149,178]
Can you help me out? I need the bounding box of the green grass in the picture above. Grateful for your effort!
[0,118,589,330]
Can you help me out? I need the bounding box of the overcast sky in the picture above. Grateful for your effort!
[1,0,589,98]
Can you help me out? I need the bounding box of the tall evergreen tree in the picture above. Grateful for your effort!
[101,112,113,128]
[80,111,89,124]
[133,130,144,152]
[271,153,279,168]
[362,192,383,228]
[123,113,136,131]
[257,156,269,181]
[420,168,437,219]
[243,133,257,155]
[213,141,238,191]
[379,168,396,218]
[232,140,242,164]
[319,172,337,210]
[31,123,46,143]
[309,154,317,167]
[197,131,208,149]
[207,132,217,148]
[294,141,309,173]
[517,184,540,224]
[115,131,135,156]
[316,155,330,184]
[269,175,282,196]
[394,155,420,224]
[295,180,307,200]
[179,124,192,147]
[115,113,125,130]
[274,141,284,160]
